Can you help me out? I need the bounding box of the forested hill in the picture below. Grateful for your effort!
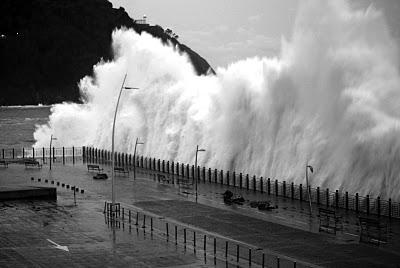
[0,0,214,106]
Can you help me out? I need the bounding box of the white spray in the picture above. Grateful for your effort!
[34,0,400,199]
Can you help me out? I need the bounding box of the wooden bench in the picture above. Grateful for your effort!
[0,160,8,168]
[114,167,129,176]
[87,164,103,172]
[24,160,42,168]
[359,217,387,245]
[318,208,342,234]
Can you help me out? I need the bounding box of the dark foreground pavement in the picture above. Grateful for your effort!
[1,162,400,267]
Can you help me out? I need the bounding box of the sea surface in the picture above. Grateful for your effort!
[0,106,51,148]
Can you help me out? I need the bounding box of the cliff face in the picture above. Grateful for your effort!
[0,0,214,106]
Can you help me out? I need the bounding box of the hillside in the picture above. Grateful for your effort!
[0,0,214,106]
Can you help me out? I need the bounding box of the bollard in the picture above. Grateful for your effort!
[253,175,256,191]
[151,217,153,231]
[214,169,218,183]
[135,212,139,226]
[275,180,278,196]
[45,179,48,183]
[80,189,84,194]
[277,257,280,268]
[203,235,206,252]
[225,241,228,259]
[220,170,224,184]
[214,237,217,257]
[262,253,265,268]
[31,177,34,181]
[51,180,54,184]
[249,248,251,266]
[232,171,236,187]
[226,171,230,186]
[294,261,297,268]
[246,174,249,190]
[236,244,239,262]
[184,228,187,244]
[38,178,41,182]
[22,148,25,158]
[193,231,196,249]
[142,214,146,228]
[175,226,178,244]
[239,173,243,189]
[166,222,169,237]
[317,187,320,205]
[260,177,263,193]
[66,185,69,189]
[389,198,392,219]
[61,183,64,187]
[366,195,370,215]
[129,210,131,223]
[208,168,212,183]
[267,178,271,195]
[345,192,349,211]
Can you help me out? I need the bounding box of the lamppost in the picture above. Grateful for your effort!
[49,135,57,170]
[111,74,139,210]
[306,164,314,214]
[133,137,144,180]
[194,145,205,203]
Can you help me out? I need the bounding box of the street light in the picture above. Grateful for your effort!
[49,135,57,170]
[111,74,139,210]
[305,164,314,214]
[133,137,144,180]
[194,145,205,203]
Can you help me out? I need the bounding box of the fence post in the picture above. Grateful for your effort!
[326,188,330,207]
[291,182,294,200]
[267,178,271,195]
[345,192,349,211]
[260,177,263,193]
[12,148,14,159]
[2,149,4,159]
[208,168,212,183]
[377,196,381,217]
[246,174,249,190]
[275,180,278,196]
[366,195,370,215]
[389,198,392,219]
[356,193,359,213]
[214,169,218,183]
[283,181,286,197]
[22,148,25,158]
[226,171,230,186]
[220,170,224,184]
[232,171,236,187]
[253,175,256,191]
[299,184,303,201]
[335,190,339,208]
[239,173,243,189]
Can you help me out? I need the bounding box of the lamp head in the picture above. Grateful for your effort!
[198,149,206,152]
[123,87,139,90]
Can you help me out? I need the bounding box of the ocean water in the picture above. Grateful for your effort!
[0,106,51,148]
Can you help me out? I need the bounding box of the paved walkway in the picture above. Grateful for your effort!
[1,161,400,267]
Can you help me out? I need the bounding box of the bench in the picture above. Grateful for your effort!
[359,217,387,245]
[24,160,42,168]
[318,208,342,234]
[157,174,171,183]
[87,164,103,172]
[0,160,8,168]
[114,167,129,176]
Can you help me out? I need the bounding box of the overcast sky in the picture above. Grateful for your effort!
[109,0,400,69]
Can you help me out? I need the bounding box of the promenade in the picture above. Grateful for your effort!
[1,161,400,267]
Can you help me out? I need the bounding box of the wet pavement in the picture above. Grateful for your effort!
[1,161,400,267]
